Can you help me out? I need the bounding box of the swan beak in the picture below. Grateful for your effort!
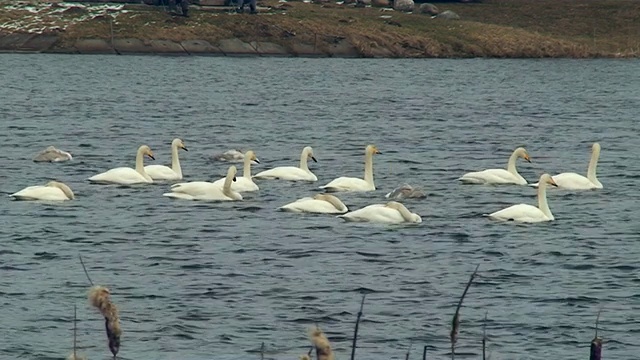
[233,176,237,182]
[311,156,318,163]
[524,154,531,163]
[254,158,260,164]
[375,150,382,154]
[146,153,155,160]
[182,146,189,152]
[549,178,558,187]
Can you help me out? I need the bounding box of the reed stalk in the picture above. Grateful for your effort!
[350,294,366,360]
[482,311,488,360]
[450,264,480,360]
[590,308,603,360]
[422,345,427,360]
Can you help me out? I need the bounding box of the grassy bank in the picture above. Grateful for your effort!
[1,0,639,57]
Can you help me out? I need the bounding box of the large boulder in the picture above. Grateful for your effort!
[436,10,460,19]
[418,3,438,15]
[371,0,390,6]
[393,0,414,12]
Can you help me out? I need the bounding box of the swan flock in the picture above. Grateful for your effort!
[14,141,603,225]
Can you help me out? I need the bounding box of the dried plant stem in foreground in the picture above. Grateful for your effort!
[450,264,480,360]
[482,311,488,360]
[405,341,412,360]
[422,345,427,360]
[88,285,122,358]
[590,308,603,360]
[350,294,366,360]
[309,326,335,360]
[299,347,313,360]
[67,304,87,360]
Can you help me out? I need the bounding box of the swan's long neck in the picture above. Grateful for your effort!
[537,182,553,219]
[223,172,233,196]
[395,204,415,222]
[322,196,344,211]
[507,151,520,175]
[299,150,310,172]
[243,156,252,178]
[171,144,182,177]
[587,148,600,185]
[364,151,374,185]
[135,149,146,175]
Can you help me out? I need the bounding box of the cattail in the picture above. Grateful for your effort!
[309,326,334,360]
[88,285,121,358]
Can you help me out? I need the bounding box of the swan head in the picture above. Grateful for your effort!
[366,144,382,155]
[139,145,155,160]
[245,150,260,164]
[46,181,75,199]
[227,165,238,182]
[172,138,188,152]
[514,147,531,162]
[303,146,317,163]
[540,173,557,187]
[592,142,601,154]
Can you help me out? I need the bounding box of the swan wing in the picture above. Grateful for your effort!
[10,186,69,201]
[88,167,149,184]
[320,177,373,192]
[279,198,347,214]
[253,167,316,181]
[459,169,525,185]
[144,165,180,180]
[212,177,259,192]
[339,204,405,223]
[551,172,596,190]
[170,181,219,196]
[487,204,549,223]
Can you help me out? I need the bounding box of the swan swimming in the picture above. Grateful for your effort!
[212,150,260,192]
[530,142,603,190]
[33,146,72,162]
[487,173,558,223]
[144,138,188,181]
[385,184,426,200]
[278,194,349,214]
[88,145,155,185]
[10,181,75,201]
[163,165,242,201]
[458,147,531,185]
[212,149,259,164]
[338,201,422,224]
[320,144,381,192]
[253,146,317,181]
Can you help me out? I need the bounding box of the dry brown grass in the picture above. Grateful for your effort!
[3,0,639,57]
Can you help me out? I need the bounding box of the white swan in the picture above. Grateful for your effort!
[278,194,349,214]
[163,165,242,201]
[33,146,72,162]
[385,184,426,200]
[320,144,381,192]
[10,181,75,201]
[212,150,260,192]
[88,145,155,185]
[338,201,422,224]
[253,146,317,181]
[144,138,188,180]
[212,149,259,164]
[458,147,531,185]
[530,143,603,190]
[487,173,558,223]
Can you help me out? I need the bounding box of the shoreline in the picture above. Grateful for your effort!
[1,0,639,58]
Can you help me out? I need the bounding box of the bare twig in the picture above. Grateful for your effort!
[260,342,264,360]
[78,254,94,286]
[450,264,480,360]
[422,345,427,360]
[73,304,77,358]
[350,294,366,360]
[405,340,412,360]
[482,311,488,360]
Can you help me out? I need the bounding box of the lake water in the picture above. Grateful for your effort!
[0,54,639,360]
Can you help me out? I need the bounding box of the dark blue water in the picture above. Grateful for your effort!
[1,54,639,360]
